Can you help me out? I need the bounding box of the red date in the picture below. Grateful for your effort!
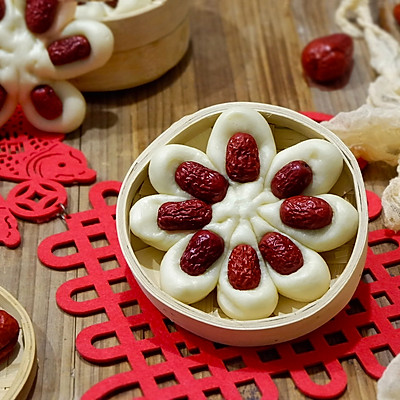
[393,3,400,24]
[31,85,63,120]
[175,161,228,203]
[259,232,303,275]
[280,195,333,230]
[180,230,224,276]
[0,310,19,362]
[271,160,313,199]
[48,36,91,66]
[78,0,118,6]
[226,133,260,182]
[25,0,58,34]
[106,0,118,7]
[0,84,7,111]
[157,199,212,231]
[301,33,353,83]
[394,4,400,24]
[0,0,5,21]
[228,244,261,290]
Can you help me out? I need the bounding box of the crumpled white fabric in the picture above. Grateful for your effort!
[377,353,400,400]
[323,0,400,230]
[324,3,400,392]
[331,2,400,393]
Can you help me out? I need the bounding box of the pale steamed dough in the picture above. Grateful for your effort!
[207,107,276,181]
[217,220,278,320]
[160,221,236,304]
[149,144,217,197]
[264,139,344,198]
[130,194,191,252]
[258,194,359,253]
[265,235,331,302]
[160,233,223,304]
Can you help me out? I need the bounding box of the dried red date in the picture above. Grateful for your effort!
[175,161,228,203]
[0,85,7,111]
[228,244,261,290]
[180,230,224,276]
[280,195,333,230]
[394,4,400,24]
[106,0,118,7]
[0,310,19,362]
[0,0,5,21]
[226,133,260,182]
[25,0,58,34]
[31,85,63,120]
[157,199,212,231]
[301,33,353,83]
[271,160,313,199]
[259,232,303,275]
[48,36,91,66]
[78,0,118,6]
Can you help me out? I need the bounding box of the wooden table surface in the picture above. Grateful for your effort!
[2,0,399,399]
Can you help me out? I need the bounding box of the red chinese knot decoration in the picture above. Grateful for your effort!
[37,180,400,399]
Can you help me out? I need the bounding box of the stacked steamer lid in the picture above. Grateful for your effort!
[72,0,190,91]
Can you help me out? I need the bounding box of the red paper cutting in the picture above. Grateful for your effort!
[366,190,382,221]
[299,111,335,123]
[0,106,96,247]
[38,180,400,400]
[0,193,20,248]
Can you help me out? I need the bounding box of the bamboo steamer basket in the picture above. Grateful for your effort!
[116,102,368,346]
[0,286,37,400]
[71,0,190,92]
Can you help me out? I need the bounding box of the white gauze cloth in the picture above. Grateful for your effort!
[321,0,400,230]
[377,353,400,400]
[328,2,400,395]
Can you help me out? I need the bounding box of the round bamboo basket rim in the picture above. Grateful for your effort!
[0,285,37,400]
[98,0,166,22]
[117,102,368,343]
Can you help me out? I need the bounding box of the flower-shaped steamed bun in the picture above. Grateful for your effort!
[0,0,113,132]
[129,106,359,320]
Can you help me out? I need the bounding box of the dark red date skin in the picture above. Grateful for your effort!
[175,161,228,204]
[394,4,400,24]
[271,160,313,199]
[180,230,224,276]
[301,33,353,83]
[48,36,91,66]
[228,244,261,290]
[25,0,58,34]
[0,0,5,21]
[106,0,118,7]
[259,232,304,275]
[0,310,19,362]
[31,85,63,120]
[280,195,333,230]
[78,0,118,6]
[0,84,7,111]
[226,133,260,182]
[157,199,212,231]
